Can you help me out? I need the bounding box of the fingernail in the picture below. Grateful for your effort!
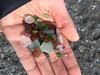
[62,29,80,42]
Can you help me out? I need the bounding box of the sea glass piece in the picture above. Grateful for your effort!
[23,15,65,57]
[28,40,40,50]
[56,52,63,58]
[40,42,54,54]
[56,44,65,52]
[43,29,55,34]
[20,35,32,47]
[24,15,35,24]
[32,30,38,34]
[43,13,51,18]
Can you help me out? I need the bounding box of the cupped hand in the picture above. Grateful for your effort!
[1,0,81,75]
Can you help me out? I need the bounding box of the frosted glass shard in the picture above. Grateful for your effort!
[24,15,35,24]
[40,42,54,54]
[28,40,40,50]
[20,35,32,47]
[43,29,54,34]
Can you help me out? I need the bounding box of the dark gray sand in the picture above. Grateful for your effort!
[0,0,100,75]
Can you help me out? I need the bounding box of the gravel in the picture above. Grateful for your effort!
[0,0,100,75]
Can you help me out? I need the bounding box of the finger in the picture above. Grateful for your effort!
[2,25,41,75]
[49,52,68,75]
[52,0,79,41]
[11,41,41,75]
[61,36,81,75]
[34,52,55,75]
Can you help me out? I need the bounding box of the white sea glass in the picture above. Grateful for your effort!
[24,15,35,24]
[40,42,54,54]
[20,35,32,47]
[28,40,40,50]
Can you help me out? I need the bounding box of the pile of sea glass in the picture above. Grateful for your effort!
[21,15,64,58]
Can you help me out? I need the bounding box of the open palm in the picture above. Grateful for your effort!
[1,0,81,75]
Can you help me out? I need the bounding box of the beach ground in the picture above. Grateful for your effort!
[0,0,100,75]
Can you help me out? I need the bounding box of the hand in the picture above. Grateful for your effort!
[1,0,81,75]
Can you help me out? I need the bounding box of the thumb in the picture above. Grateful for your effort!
[52,0,79,41]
